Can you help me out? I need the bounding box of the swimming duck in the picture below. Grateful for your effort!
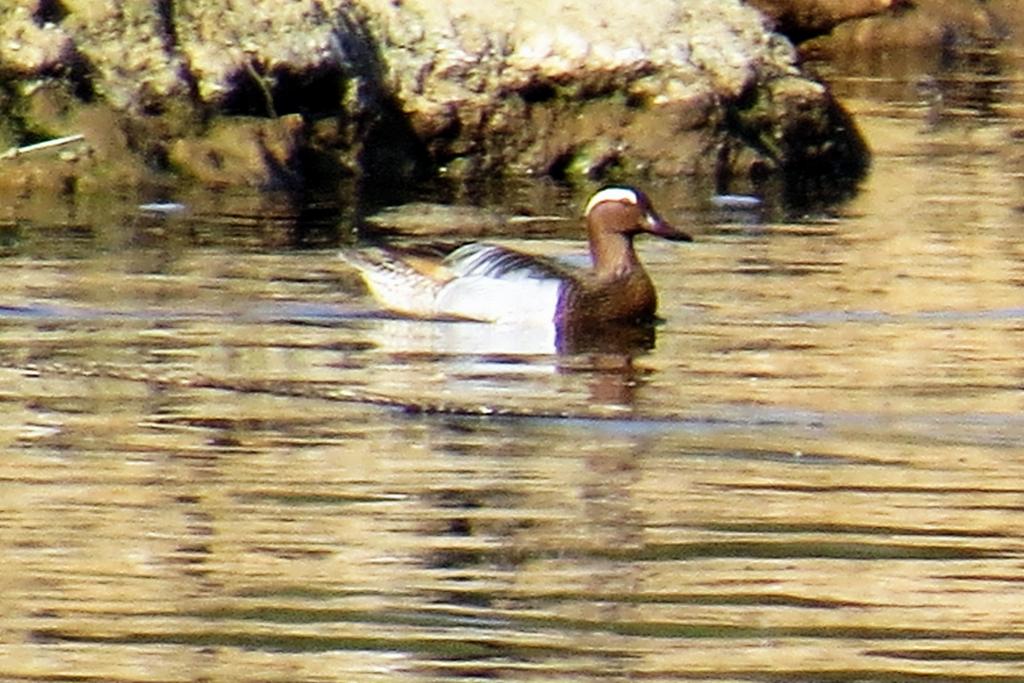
[340,186,692,327]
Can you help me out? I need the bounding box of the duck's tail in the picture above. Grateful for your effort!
[339,247,448,318]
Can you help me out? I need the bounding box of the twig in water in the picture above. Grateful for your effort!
[243,57,277,118]
[0,134,85,160]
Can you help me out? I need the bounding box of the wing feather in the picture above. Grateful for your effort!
[444,243,569,281]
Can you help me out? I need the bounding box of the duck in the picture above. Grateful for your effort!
[339,186,692,328]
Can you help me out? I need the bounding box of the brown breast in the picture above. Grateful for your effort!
[559,270,657,326]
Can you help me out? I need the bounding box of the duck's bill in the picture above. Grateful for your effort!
[646,213,693,242]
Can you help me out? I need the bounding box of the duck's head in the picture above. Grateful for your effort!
[584,186,693,243]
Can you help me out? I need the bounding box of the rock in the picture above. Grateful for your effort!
[805,0,1003,52]
[0,147,80,195]
[746,0,904,42]
[0,6,77,77]
[59,0,193,113]
[0,82,163,193]
[350,0,867,184]
[168,113,305,188]
[172,1,342,109]
[0,0,869,194]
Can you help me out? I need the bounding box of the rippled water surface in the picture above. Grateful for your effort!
[4,47,1024,682]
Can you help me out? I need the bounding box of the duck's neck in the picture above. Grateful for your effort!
[589,231,641,281]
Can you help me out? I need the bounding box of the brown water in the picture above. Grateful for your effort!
[4,47,1024,682]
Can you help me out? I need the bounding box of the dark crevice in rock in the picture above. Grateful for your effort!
[586,148,623,180]
[67,61,96,103]
[33,0,69,25]
[726,94,781,166]
[221,63,347,120]
[328,7,431,182]
[357,98,433,182]
[624,92,646,110]
[519,81,557,105]
[543,149,575,181]
[154,0,178,46]
[220,62,280,118]
[45,44,95,104]
[154,0,201,116]
[274,66,347,117]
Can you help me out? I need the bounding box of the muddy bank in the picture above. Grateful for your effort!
[0,0,871,196]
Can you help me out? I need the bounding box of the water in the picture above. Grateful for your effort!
[4,46,1024,682]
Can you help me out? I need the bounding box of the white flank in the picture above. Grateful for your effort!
[342,246,563,324]
[585,187,639,216]
[435,276,562,323]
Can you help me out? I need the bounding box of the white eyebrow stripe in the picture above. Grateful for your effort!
[585,187,639,216]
